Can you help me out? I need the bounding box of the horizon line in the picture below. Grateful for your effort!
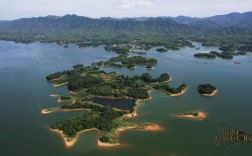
[1,11,251,21]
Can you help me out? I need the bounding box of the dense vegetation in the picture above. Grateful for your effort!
[60,96,72,100]
[51,107,126,138]
[146,65,154,69]
[1,13,252,52]
[175,111,200,117]
[197,84,217,95]
[46,64,172,101]
[92,55,157,69]
[156,48,168,52]
[194,51,247,60]
[61,102,103,111]
[137,73,170,83]
[46,72,67,81]
[49,101,151,144]
[194,53,216,59]
[154,83,187,94]
[45,52,188,144]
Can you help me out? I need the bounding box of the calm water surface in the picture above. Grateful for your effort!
[86,98,134,111]
[0,41,252,156]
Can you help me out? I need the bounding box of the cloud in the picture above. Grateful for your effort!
[119,0,153,10]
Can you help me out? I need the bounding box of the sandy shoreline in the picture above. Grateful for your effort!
[151,77,172,84]
[51,123,163,148]
[169,87,187,97]
[201,89,218,96]
[126,92,152,117]
[147,67,155,70]
[175,111,207,120]
[69,91,75,94]
[97,140,121,147]
[41,108,58,114]
[49,94,60,97]
[48,75,66,81]
[57,98,76,104]
[41,108,89,114]
[53,82,69,87]
[144,124,164,131]
[49,89,164,148]
[51,128,97,148]
[98,124,163,147]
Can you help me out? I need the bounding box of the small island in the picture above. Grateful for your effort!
[194,53,216,59]
[156,48,168,52]
[234,62,241,64]
[154,83,187,96]
[127,64,136,69]
[92,55,157,69]
[197,84,217,96]
[174,111,207,120]
[194,51,247,60]
[146,65,154,70]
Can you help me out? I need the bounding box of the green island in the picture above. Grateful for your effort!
[91,55,157,69]
[43,60,185,147]
[234,62,241,64]
[174,111,207,120]
[156,48,168,52]
[197,84,217,96]
[194,53,216,59]
[194,51,247,59]
[154,83,188,96]
[146,64,154,70]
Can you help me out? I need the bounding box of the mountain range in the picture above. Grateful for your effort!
[0,11,251,44]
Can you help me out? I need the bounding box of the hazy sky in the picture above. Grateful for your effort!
[0,0,252,20]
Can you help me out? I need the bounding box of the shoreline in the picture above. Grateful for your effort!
[144,124,164,131]
[49,94,60,97]
[201,89,218,97]
[49,90,164,148]
[41,108,58,114]
[51,124,164,148]
[57,98,76,103]
[41,108,89,114]
[125,91,153,118]
[98,124,163,147]
[53,82,69,87]
[97,140,121,147]
[51,128,97,148]
[147,67,155,70]
[47,75,66,81]
[169,87,187,97]
[175,111,207,120]
[150,77,172,84]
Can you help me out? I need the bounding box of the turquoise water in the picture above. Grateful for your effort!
[0,41,251,156]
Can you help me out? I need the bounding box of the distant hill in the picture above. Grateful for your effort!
[205,12,252,27]
[0,12,251,45]
[0,14,194,36]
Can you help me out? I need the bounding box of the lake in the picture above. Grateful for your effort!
[85,98,134,111]
[0,41,252,156]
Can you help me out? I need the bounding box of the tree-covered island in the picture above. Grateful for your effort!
[197,84,217,96]
[174,111,207,120]
[43,62,185,147]
[91,55,157,69]
[156,48,168,52]
[194,51,247,59]
[154,83,188,96]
